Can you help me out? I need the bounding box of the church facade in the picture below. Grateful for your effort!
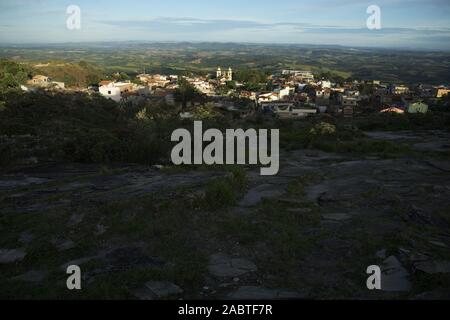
[216,67,233,82]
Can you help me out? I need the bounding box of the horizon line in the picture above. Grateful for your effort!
[1,40,449,53]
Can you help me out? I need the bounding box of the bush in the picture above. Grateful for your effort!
[62,128,124,163]
[204,178,236,209]
[310,122,336,136]
[200,167,247,210]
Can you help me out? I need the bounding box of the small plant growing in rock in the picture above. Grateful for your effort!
[310,122,336,136]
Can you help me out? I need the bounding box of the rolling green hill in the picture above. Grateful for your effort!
[1,42,449,85]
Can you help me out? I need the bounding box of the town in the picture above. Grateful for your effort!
[20,66,449,120]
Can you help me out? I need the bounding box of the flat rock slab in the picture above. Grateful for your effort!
[0,249,26,264]
[414,261,450,274]
[228,286,306,300]
[12,270,47,283]
[239,184,285,207]
[286,208,313,214]
[414,289,450,300]
[19,232,35,244]
[68,213,84,226]
[0,176,51,190]
[322,213,351,222]
[134,281,183,300]
[424,160,450,172]
[381,256,411,292]
[53,239,76,251]
[58,182,96,192]
[208,253,257,278]
[61,256,99,270]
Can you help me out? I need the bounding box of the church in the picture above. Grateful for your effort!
[216,67,233,82]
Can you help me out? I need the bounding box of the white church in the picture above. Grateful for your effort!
[216,67,233,82]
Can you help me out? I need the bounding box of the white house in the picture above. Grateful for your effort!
[99,82,135,102]
[275,86,292,100]
[258,92,280,103]
[319,80,332,89]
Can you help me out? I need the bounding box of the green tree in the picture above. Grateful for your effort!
[226,80,237,89]
[174,78,202,110]
[0,60,30,90]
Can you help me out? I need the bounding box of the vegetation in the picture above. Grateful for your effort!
[0,59,31,90]
[0,90,180,166]
[1,42,448,85]
[174,78,202,110]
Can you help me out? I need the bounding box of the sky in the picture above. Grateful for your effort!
[0,0,450,50]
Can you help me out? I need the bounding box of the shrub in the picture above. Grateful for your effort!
[310,122,336,136]
[62,128,124,163]
[204,178,236,209]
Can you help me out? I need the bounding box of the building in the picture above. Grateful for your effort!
[260,102,317,118]
[390,85,409,95]
[380,107,405,114]
[137,74,170,88]
[319,80,332,89]
[257,92,280,103]
[316,88,331,100]
[408,102,428,114]
[27,75,65,89]
[216,67,233,82]
[239,91,257,101]
[275,86,293,100]
[436,87,450,98]
[99,81,135,102]
[282,70,315,82]
[99,80,113,87]
[341,96,359,108]
[191,80,213,95]
[28,75,51,86]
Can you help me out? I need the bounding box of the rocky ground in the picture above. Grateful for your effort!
[0,130,449,299]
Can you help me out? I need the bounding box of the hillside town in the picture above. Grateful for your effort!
[20,66,449,120]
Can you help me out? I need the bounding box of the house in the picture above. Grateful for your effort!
[257,92,280,103]
[341,96,359,108]
[436,87,450,98]
[99,80,113,87]
[28,75,51,86]
[260,102,317,119]
[137,74,170,88]
[27,75,65,89]
[99,81,135,102]
[239,91,257,100]
[316,88,331,100]
[389,85,409,95]
[190,80,213,95]
[380,107,405,114]
[415,84,436,98]
[319,80,332,89]
[260,102,293,114]
[275,105,317,119]
[282,70,315,82]
[275,86,293,100]
[408,102,428,114]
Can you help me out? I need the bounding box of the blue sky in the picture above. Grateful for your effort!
[0,0,450,50]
